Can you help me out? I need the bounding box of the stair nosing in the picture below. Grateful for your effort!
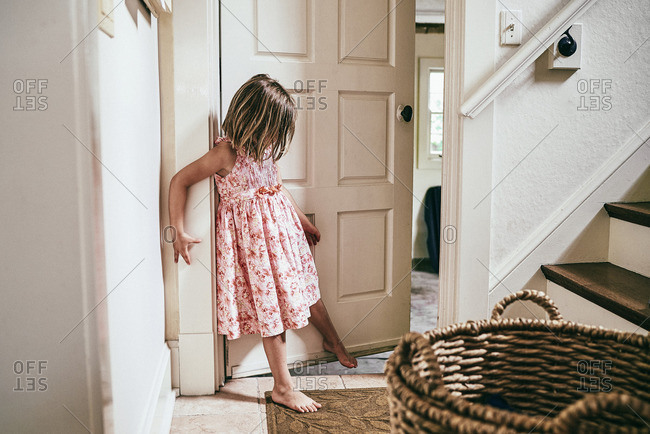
[541,262,650,331]
[604,202,650,228]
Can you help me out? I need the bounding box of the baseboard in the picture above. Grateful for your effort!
[141,343,175,434]
[489,120,650,305]
[168,339,179,389]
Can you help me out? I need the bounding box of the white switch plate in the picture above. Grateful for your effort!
[98,0,114,37]
[548,24,583,70]
[500,10,522,45]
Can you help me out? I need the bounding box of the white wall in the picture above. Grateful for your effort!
[412,32,445,258]
[489,0,650,278]
[0,2,106,432]
[97,2,170,433]
[0,1,171,432]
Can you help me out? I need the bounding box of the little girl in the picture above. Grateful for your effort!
[168,74,357,413]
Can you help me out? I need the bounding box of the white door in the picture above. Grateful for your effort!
[220,0,415,378]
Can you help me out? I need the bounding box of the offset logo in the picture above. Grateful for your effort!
[291,360,329,390]
[13,360,48,392]
[13,79,48,111]
[293,79,328,111]
[577,359,612,392]
[577,79,612,111]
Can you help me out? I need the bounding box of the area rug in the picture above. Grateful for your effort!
[265,387,390,433]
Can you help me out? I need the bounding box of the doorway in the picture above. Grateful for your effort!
[409,22,445,333]
[214,0,446,380]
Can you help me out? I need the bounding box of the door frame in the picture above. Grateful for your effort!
[437,0,464,327]
[208,0,226,389]
[159,0,224,395]
[438,0,495,326]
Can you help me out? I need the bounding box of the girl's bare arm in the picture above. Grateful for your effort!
[169,143,235,264]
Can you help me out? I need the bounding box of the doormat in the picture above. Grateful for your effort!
[264,387,390,433]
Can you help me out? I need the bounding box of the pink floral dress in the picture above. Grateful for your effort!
[213,137,321,340]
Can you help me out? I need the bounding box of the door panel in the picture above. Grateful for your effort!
[337,209,392,300]
[221,0,414,378]
[339,91,393,184]
[339,0,392,64]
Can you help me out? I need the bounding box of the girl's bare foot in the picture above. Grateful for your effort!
[323,339,358,368]
[271,385,322,413]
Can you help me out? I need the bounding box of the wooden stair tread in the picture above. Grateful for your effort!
[604,201,650,228]
[541,262,650,331]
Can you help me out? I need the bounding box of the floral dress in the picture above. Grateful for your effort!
[213,137,321,340]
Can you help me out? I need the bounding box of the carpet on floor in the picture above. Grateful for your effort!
[410,270,439,333]
[265,387,390,433]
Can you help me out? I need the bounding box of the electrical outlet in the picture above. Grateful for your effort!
[500,10,522,45]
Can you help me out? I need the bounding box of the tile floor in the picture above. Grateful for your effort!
[171,269,438,433]
[171,374,387,433]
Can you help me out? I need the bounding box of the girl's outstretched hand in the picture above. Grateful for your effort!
[173,231,202,265]
[302,221,321,246]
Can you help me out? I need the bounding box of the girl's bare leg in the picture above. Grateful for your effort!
[308,299,358,368]
[262,331,322,412]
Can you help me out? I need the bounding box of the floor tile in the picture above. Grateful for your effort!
[173,378,260,416]
[340,373,387,389]
[171,413,265,433]
[258,412,268,434]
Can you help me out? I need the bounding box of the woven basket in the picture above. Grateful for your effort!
[385,290,650,433]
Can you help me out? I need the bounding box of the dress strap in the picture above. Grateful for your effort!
[214,136,232,145]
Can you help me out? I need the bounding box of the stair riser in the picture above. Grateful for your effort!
[608,218,650,278]
[546,281,642,334]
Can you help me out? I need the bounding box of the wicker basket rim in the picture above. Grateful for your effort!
[424,316,649,348]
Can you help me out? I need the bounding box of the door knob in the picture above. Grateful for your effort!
[397,105,413,123]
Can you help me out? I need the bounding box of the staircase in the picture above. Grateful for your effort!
[542,202,650,334]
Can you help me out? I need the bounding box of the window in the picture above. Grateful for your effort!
[417,58,444,169]
[428,70,444,155]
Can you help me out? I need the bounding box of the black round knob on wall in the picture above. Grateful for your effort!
[558,26,577,57]
[397,105,413,123]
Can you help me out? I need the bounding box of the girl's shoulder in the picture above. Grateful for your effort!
[210,137,238,176]
[213,136,235,153]
[214,136,248,157]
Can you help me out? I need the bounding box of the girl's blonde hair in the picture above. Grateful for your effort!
[222,74,297,163]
